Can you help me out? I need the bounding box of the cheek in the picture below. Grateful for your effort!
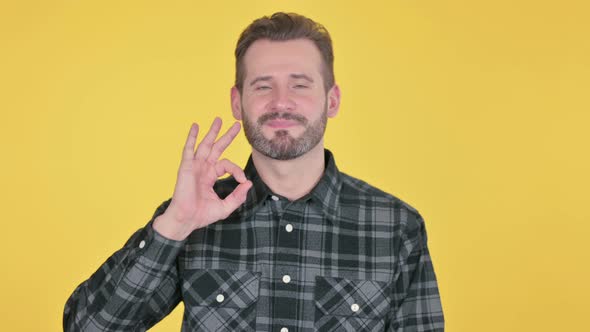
[290,89,323,105]
[241,97,264,114]
[298,95,327,114]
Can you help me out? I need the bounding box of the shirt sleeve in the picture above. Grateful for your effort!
[63,198,185,331]
[388,210,445,331]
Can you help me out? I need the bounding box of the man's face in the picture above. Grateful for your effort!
[231,38,340,160]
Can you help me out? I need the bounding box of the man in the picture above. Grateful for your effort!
[64,12,444,332]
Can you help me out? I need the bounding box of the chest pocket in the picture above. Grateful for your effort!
[314,276,391,332]
[181,269,260,332]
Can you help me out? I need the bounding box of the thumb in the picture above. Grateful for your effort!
[220,181,252,215]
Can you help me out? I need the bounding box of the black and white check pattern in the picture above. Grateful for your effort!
[64,149,444,331]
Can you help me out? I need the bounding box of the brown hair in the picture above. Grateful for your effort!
[234,12,335,94]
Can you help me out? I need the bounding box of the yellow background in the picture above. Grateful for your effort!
[1,0,588,331]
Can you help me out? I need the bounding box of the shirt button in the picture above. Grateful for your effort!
[216,294,225,303]
[271,195,279,201]
[282,275,291,284]
[139,240,146,249]
[351,303,360,312]
[280,328,289,332]
[285,224,293,232]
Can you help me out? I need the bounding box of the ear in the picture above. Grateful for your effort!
[326,84,341,118]
[230,86,242,121]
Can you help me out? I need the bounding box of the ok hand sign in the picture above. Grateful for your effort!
[153,117,252,241]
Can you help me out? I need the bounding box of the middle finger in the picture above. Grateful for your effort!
[194,117,222,160]
[207,121,241,162]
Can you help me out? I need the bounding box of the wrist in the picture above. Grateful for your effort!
[152,211,193,241]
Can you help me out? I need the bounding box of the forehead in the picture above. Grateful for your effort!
[243,38,323,80]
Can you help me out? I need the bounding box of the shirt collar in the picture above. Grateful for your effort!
[238,148,342,223]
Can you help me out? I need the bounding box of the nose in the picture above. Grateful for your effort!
[269,86,296,112]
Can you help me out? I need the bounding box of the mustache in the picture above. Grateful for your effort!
[257,112,308,126]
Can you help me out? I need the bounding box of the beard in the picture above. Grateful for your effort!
[241,102,328,161]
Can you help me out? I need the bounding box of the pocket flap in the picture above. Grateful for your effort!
[314,276,390,318]
[182,269,260,309]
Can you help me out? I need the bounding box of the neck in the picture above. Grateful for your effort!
[251,141,326,201]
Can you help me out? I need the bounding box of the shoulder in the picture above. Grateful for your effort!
[339,172,419,214]
[338,172,424,228]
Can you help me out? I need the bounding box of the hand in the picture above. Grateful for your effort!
[153,117,252,240]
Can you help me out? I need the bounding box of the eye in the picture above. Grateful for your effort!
[294,85,308,89]
[255,86,271,90]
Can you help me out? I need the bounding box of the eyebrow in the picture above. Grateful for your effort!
[249,73,315,86]
[249,76,272,86]
[290,73,314,83]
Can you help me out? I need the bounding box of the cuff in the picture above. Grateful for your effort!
[133,220,186,271]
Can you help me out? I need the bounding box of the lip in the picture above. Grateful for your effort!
[265,119,300,128]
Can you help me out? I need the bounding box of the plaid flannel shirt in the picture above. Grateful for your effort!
[64,149,444,331]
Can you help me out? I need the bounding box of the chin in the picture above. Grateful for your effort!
[272,128,303,137]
